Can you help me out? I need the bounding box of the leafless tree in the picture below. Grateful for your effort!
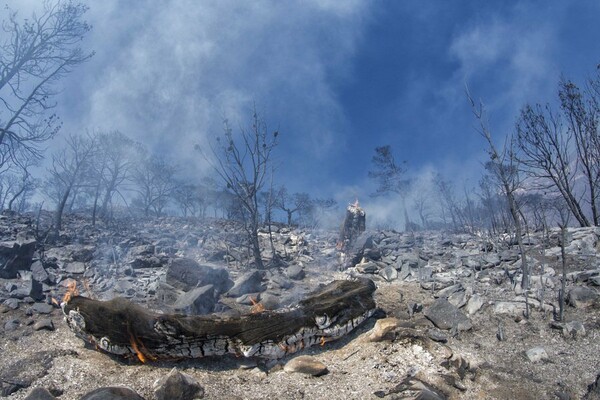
[200,109,278,269]
[88,131,135,224]
[468,91,531,290]
[45,133,96,238]
[131,154,178,217]
[274,186,312,226]
[369,145,412,231]
[434,173,460,231]
[516,103,590,227]
[0,1,93,171]
[559,79,600,226]
[0,158,36,210]
[173,183,207,217]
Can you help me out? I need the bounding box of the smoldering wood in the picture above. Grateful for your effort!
[62,279,377,361]
[338,203,366,251]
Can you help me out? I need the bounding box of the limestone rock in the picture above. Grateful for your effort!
[424,299,472,331]
[380,265,398,282]
[167,258,232,294]
[525,346,548,362]
[0,238,36,279]
[153,368,204,400]
[24,387,57,400]
[285,264,305,280]
[567,286,599,308]
[464,294,484,315]
[172,285,215,315]
[80,386,146,400]
[227,270,264,297]
[369,318,401,342]
[284,355,328,376]
[65,261,86,274]
[33,319,54,331]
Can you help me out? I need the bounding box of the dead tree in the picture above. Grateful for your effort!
[46,133,96,237]
[559,79,600,226]
[0,1,93,171]
[131,154,178,218]
[516,104,590,227]
[201,109,278,269]
[369,145,412,231]
[468,91,531,290]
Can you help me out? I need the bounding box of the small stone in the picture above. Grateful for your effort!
[356,261,378,274]
[369,318,401,342]
[80,386,146,400]
[31,302,54,314]
[464,294,484,315]
[65,261,86,274]
[284,356,328,376]
[4,318,19,331]
[3,298,19,310]
[427,328,448,343]
[24,387,57,400]
[525,346,548,362]
[31,261,50,283]
[153,368,204,400]
[380,265,398,282]
[286,265,305,280]
[33,319,54,331]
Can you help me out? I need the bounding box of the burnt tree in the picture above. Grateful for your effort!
[201,109,278,269]
[0,1,93,171]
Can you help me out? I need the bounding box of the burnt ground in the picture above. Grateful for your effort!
[1,213,600,399]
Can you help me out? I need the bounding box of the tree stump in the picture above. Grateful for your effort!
[62,279,376,361]
[337,200,366,252]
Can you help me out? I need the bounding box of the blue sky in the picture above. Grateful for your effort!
[7,0,600,224]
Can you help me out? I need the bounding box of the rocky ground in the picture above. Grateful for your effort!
[1,211,600,399]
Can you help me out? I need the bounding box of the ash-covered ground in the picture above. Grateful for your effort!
[1,211,600,399]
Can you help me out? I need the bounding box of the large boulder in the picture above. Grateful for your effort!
[0,238,36,278]
[166,258,233,294]
[172,285,215,315]
[227,270,264,297]
[567,286,599,308]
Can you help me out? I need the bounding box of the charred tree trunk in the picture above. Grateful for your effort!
[338,202,366,251]
[62,279,377,361]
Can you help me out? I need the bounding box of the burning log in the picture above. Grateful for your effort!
[62,279,377,361]
[337,200,366,252]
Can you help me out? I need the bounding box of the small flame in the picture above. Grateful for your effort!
[62,280,79,304]
[250,296,265,313]
[128,331,156,363]
[320,336,326,346]
[129,334,147,363]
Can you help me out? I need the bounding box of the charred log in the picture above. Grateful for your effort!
[62,279,377,361]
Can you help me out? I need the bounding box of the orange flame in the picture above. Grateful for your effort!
[129,335,147,363]
[250,296,265,314]
[62,280,79,304]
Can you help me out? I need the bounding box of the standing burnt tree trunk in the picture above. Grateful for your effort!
[468,92,531,291]
[200,108,278,269]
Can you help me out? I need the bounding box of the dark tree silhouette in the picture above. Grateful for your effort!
[0,1,93,170]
